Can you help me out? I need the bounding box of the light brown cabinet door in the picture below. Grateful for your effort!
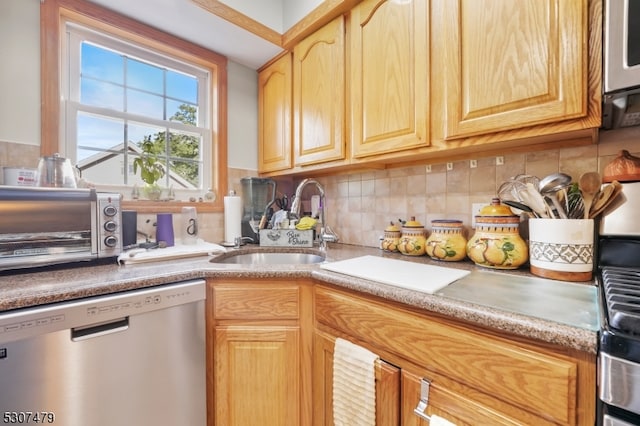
[258,53,293,173]
[293,16,346,167]
[349,0,430,158]
[432,0,588,140]
[215,326,300,426]
[401,370,524,426]
[313,331,401,426]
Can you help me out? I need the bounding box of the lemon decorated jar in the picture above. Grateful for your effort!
[398,217,427,256]
[425,220,467,261]
[381,222,401,252]
[466,198,528,269]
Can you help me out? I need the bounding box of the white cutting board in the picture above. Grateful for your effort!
[320,255,470,294]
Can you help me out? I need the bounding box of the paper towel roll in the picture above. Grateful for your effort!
[224,195,242,244]
[311,195,320,218]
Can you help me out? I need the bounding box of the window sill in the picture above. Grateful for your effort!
[121,199,222,214]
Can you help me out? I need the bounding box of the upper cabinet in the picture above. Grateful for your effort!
[258,0,601,176]
[293,16,346,167]
[349,0,430,158]
[431,0,596,140]
[258,53,293,173]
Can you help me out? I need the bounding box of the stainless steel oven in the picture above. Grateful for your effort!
[597,182,640,424]
[0,186,122,271]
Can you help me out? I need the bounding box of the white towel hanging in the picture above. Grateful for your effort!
[430,414,457,426]
[332,338,379,426]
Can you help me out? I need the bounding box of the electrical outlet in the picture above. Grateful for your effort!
[471,203,484,228]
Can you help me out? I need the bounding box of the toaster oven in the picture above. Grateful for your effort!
[0,186,122,271]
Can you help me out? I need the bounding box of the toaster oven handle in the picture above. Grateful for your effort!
[0,187,96,202]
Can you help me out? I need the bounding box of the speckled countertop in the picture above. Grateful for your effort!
[0,243,599,354]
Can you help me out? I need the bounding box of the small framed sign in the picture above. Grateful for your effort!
[259,229,314,247]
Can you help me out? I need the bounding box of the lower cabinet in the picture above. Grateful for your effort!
[313,330,401,426]
[206,278,595,425]
[313,284,596,425]
[207,279,313,426]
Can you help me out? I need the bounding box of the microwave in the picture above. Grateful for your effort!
[0,186,122,272]
[602,0,640,129]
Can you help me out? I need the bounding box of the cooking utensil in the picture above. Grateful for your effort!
[538,173,572,219]
[275,195,288,211]
[589,180,624,218]
[518,183,550,218]
[498,180,526,203]
[565,183,585,219]
[498,175,539,203]
[502,199,535,216]
[579,172,601,219]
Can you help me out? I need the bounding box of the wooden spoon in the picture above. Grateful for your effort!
[578,172,601,219]
[589,180,623,218]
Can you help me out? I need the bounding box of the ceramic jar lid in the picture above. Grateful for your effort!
[385,222,401,232]
[402,216,424,229]
[476,198,519,225]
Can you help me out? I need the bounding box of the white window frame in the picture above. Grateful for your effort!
[61,22,212,197]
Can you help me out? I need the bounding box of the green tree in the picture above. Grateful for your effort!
[135,104,200,187]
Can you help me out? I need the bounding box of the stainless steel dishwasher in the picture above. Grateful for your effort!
[0,279,206,426]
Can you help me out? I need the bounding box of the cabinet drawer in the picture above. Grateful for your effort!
[214,285,299,320]
[315,286,578,424]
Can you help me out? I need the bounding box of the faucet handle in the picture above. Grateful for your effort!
[233,236,254,248]
[320,225,339,243]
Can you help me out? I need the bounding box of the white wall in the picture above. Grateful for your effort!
[227,62,258,170]
[220,0,324,32]
[219,0,284,31]
[0,0,259,171]
[0,0,40,146]
[282,0,324,30]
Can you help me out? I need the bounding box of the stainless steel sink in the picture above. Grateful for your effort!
[211,251,326,265]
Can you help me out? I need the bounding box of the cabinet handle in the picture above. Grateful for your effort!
[413,378,432,421]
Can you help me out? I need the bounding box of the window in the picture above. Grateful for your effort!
[41,0,227,212]
[65,25,210,192]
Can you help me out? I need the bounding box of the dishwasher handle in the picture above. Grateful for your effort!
[71,317,129,341]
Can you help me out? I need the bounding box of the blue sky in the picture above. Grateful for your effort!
[77,42,200,162]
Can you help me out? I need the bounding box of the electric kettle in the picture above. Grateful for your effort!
[36,153,77,188]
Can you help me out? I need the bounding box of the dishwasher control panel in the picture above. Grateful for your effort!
[0,279,205,344]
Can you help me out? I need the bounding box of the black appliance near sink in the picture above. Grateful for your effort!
[597,182,640,425]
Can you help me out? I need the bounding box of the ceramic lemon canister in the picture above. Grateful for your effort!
[466,198,528,269]
[381,222,401,252]
[425,220,467,261]
[397,217,427,256]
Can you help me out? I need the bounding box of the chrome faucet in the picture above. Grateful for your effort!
[233,236,253,249]
[290,178,339,251]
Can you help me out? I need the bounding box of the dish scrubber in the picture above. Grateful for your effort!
[296,216,317,230]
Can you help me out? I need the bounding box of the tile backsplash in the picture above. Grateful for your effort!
[307,127,640,248]
[0,142,40,184]
[3,126,640,248]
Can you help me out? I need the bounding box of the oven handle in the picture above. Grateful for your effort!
[71,317,129,341]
